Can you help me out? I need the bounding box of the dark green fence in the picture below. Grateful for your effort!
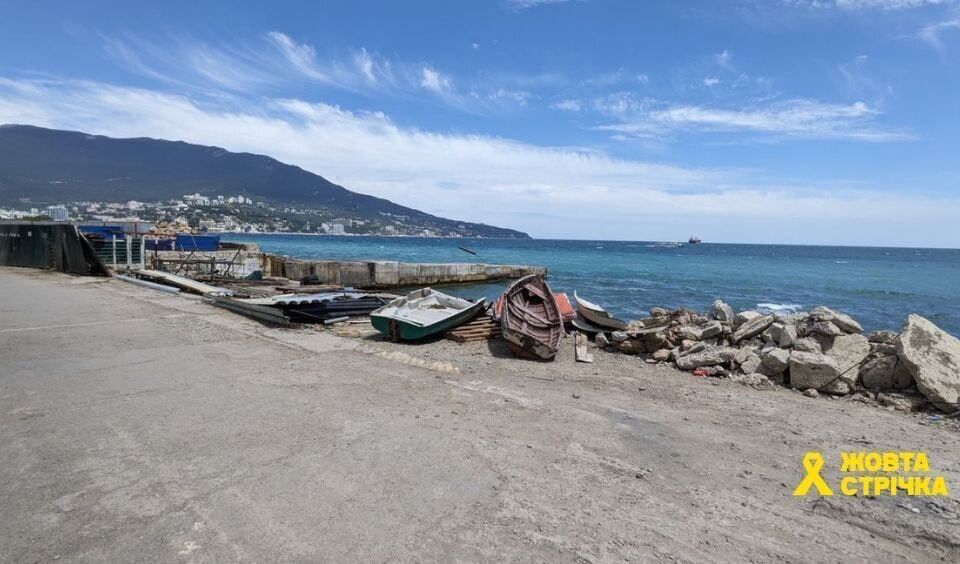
[0,222,109,275]
[88,235,144,268]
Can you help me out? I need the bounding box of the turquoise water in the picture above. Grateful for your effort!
[222,234,960,335]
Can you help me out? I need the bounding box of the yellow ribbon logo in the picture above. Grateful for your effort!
[793,452,834,496]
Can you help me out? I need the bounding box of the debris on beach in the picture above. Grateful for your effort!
[137,269,234,296]
[443,313,502,343]
[586,299,960,413]
[574,331,594,363]
[240,291,394,323]
[119,254,960,414]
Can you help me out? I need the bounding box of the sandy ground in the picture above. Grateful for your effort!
[1,266,959,562]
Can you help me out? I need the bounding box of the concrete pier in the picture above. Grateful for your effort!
[263,256,547,288]
[151,249,546,288]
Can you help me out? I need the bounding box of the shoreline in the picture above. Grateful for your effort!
[3,266,959,561]
[208,236,960,336]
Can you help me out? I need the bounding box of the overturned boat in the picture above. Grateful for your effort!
[573,291,627,331]
[371,288,485,341]
[499,275,563,360]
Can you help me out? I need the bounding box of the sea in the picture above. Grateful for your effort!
[220,234,960,335]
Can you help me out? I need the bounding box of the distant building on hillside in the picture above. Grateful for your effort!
[183,193,210,206]
[46,205,69,221]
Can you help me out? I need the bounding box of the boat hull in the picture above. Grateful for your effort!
[499,275,563,361]
[570,315,608,334]
[371,290,486,341]
[573,291,627,331]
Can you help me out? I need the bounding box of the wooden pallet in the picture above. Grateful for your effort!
[443,314,502,343]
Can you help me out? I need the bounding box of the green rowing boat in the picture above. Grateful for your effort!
[371,288,486,341]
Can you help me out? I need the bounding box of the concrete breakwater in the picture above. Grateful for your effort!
[150,248,546,289]
[263,255,546,288]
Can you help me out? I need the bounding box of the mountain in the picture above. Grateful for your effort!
[0,125,528,238]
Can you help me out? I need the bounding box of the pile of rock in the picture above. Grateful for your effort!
[590,300,960,413]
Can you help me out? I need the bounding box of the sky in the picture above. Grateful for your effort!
[1,0,959,246]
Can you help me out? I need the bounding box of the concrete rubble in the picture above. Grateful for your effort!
[897,314,960,412]
[592,303,960,413]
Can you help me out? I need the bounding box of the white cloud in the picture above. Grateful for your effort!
[704,77,721,87]
[486,88,532,105]
[98,32,537,115]
[419,67,451,92]
[786,0,949,9]
[590,92,655,117]
[266,31,329,82]
[597,98,913,141]
[837,0,947,9]
[715,50,733,68]
[507,0,582,10]
[918,18,960,51]
[551,98,581,111]
[0,77,954,245]
[582,69,649,87]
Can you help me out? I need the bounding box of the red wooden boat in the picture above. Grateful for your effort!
[553,292,577,323]
[499,275,563,360]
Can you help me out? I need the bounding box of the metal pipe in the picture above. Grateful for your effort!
[114,274,180,294]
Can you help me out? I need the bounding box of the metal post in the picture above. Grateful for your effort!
[140,236,146,270]
[111,235,117,267]
[125,234,133,270]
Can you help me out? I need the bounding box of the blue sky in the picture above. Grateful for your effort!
[1,0,959,246]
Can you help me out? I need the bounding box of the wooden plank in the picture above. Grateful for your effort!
[575,331,594,363]
[443,313,502,343]
[137,269,234,296]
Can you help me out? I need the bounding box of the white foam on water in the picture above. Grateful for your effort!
[757,302,803,314]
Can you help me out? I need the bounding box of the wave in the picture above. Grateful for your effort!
[756,302,803,314]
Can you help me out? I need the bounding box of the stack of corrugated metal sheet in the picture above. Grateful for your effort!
[239,291,395,323]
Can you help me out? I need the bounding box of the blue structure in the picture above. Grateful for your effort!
[174,234,220,251]
[78,224,124,239]
[145,238,175,251]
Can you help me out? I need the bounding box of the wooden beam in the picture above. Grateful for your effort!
[575,331,594,363]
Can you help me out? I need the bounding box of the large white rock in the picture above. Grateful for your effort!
[820,333,871,376]
[792,337,821,353]
[860,354,913,390]
[677,320,722,341]
[733,310,760,329]
[732,314,774,343]
[809,306,863,334]
[779,324,798,348]
[675,346,738,371]
[803,320,845,337]
[740,353,762,374]
[790,351,850,394]
[897,314,960,412]
[699,321,723,340]
[760,348,790,376]
[710,299,735,322]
